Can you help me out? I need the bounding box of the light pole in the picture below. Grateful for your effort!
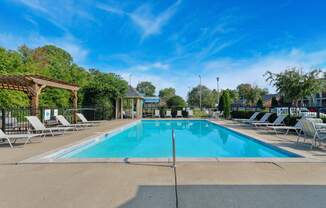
[216,77,220,107]
[129,74,132,86]
[188,86,191,99]
[199,75,202,110]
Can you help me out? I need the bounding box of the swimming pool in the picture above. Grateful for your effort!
[54,120,299,159]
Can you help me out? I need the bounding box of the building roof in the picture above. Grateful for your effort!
[143,97,160,103]
[262,94,279,102]
[124,85,143,98]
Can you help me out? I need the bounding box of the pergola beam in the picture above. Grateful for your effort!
[0,75,80,122]
[28,76,79,91]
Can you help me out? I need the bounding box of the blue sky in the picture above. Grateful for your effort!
[1,0,326,97]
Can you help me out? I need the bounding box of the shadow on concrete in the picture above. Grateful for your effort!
[118,185,326,208]
[0,140,42,149]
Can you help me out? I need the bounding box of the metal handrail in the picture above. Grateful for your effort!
[171,128,178,208]
[172,128,176,168]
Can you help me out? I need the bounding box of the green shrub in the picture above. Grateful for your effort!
[167,96,186,108]
[321,117,326,123]
[193,109,209,118]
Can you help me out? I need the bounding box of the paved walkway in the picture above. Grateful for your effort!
[1,119,326,208]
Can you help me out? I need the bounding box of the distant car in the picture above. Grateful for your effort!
[308,108,317,112]
[319,108,326,113]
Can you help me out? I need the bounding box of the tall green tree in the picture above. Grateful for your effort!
[237,83,252,100]
[167,95,186,108]
[187,85,217,108]
[136,81,156,96]
[236,83,268,105]
[82,70,128,107]
[159,87,176,100]
[0,44,128,116]
[220,91,231,118]
[223,89,239,102]
[265,68,322,107]
[256,98,263,108]
[218,92,224,112]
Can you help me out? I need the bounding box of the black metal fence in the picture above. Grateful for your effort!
[0,106,113,134]
[231,105,325,119]
[142,106,221,118]
[231,104,264,112]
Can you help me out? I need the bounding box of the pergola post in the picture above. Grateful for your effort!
[131,99,134,119]
[136,98,141,119]
[115,99,119,119]
[72,90,78,123]
[30,84,42,116]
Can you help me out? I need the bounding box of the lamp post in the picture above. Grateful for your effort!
[199,75,202,110]
[129,74,132,86]
[188,86,191,99]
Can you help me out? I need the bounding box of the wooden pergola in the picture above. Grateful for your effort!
[115,85,143,119]
[0,75,80,122]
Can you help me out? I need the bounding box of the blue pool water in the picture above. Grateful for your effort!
[61,120,299,158]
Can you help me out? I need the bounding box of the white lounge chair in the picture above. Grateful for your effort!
[176,110,183,118]
[165,110,172,118]
[213,111,223,119]
[245,113,272,124]
[154,110,160,118]
[26,116,73,136]
[251,115,286,127]
[0,129,41,148]
[233,112,260,123]
[76,113,102,124]
[188,110,193,118]
[299,118,325,148]
[56,115,92,129]
[267,119,303,135]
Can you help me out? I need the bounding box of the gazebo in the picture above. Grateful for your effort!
[115,85,143,119]
[0,75,80,122]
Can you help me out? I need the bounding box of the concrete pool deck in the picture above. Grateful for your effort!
[0,119,326,208]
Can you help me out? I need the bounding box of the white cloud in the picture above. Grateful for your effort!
[97,0,182,39]
[111,48,326,99]
[130,1,181,39]
[201,48,326,93]
[0,33,89,64]
[128,62,169,72]
[14,0,97,32]
[96,4,126,16]
[16,0,47,12]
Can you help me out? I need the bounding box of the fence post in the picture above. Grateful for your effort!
[1,109,6,133]
[317,107,320,118]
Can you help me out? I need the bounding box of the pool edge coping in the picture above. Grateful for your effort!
[19,119,326,164]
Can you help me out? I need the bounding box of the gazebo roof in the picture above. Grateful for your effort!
[124,85,143,99]
[0,75,79,96]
